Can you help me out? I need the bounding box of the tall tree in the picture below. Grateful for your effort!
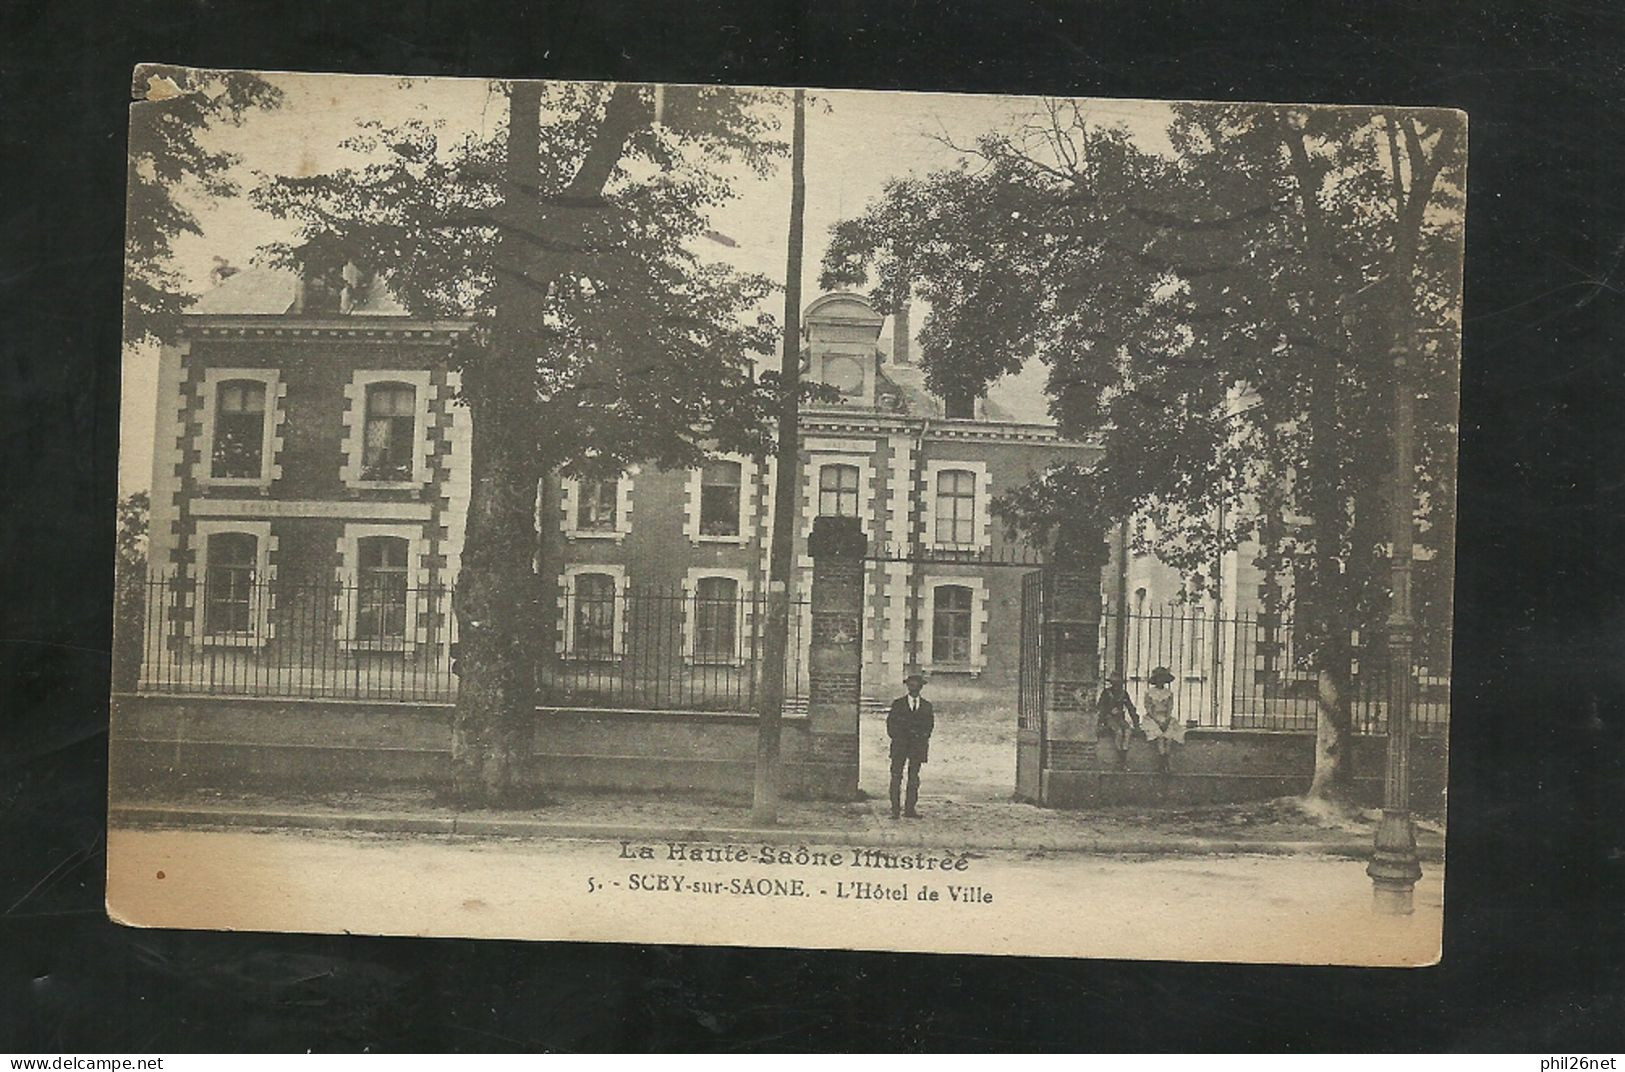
[112,491,150,692]
[824,101,1464,798]
[255,81,788,804]
[125,64,282,345]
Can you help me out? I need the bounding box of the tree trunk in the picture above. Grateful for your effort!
[450,80,548,806]
[1283,125,1358,803]
[450,379,544,804]
[1307,632,1354,799]
[448,82,652,806]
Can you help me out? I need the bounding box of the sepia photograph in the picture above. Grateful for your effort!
[108,67,1465,965]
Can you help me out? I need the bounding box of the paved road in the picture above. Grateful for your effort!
[107,827,1442,965]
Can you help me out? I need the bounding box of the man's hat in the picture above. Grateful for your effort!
[1106,671,1125,683]
[903,669,928,686]
[1150,665,1175,685]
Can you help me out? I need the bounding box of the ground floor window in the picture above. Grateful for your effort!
[931,583,974,665]
[693,575,740,662]
[356,536,409,643]
[203,532,258,635]
[571,572,619,657]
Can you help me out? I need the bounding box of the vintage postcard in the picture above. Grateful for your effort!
[110,67,1463,964]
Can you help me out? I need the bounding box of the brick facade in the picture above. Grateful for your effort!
[149,276,1101,715]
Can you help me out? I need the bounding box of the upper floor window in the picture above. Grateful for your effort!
[693,576,740,662]
[700,460,743,537]
[203,532,257,635]
[819,464,859,517]
[362,383,417,482]
[356,536,410,643]
[578,477,619,533]
[571,572,619,658]
[931,584,974,665]
[934,469,977,545]
[343,370,430,490]
[212,380,267,479]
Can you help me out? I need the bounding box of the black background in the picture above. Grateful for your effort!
[3,0,1623,1052]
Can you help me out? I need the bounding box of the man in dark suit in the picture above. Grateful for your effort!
[887,671,934,820]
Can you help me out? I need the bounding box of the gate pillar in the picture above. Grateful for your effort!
[1034,539,1108,807]
[805,515,865,798]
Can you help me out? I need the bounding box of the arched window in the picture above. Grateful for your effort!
[693,576,740,661]
[571,572,618,657]
[211,379,267,478]
[931,584,974,665]
[699,459,743,536]
[356,536,410,643]
[203,532,258,635]
[362,382,417,481]
[934,469,977,545]
[819,464,859,517]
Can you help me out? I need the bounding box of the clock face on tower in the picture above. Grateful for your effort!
[822,355,865,396]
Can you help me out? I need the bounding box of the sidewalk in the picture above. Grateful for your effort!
[110,785,1447,860]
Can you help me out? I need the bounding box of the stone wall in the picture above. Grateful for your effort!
[1041,729,1448,811]
[110,695,843,799]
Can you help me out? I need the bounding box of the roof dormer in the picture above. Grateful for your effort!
[805,292,885,408]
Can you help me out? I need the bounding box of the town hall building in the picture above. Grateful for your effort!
[139,266,1099,719]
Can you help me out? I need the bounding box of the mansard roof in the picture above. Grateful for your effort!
[188,266,409,317]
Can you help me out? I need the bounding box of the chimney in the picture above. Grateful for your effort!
[892,295,911,366]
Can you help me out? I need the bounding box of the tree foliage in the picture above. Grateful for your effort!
[125,65,282,345]
[252,81,791,802]
[253,81,790,479]
[825,100,1465,795]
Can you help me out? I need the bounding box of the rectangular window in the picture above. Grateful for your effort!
[579,478,619,532]
[203,532,258,635]
[362,383,417,482]
[212,380,267,479]
[699,460,742,537]
[694,576,739,661]
[819,464,859,517]
[572,573,618,657]
[934,469,977,545]
[356,536,410,643]
[932,584,974,664]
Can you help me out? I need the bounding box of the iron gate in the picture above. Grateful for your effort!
[1015,569,1046,802]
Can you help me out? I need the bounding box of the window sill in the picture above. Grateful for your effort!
[693,534,747,545]
[199,634,267,649]
[340,640,411,655]
[565,530,626,541]
[199,477,272,490]
[347,480,426,492]
[921,663,984,678]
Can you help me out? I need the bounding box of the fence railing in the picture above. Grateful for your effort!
[123,573,1448,733]
[126,574,808,711]
[1099,607,1451,735]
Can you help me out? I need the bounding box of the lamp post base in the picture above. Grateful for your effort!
[1368,808,1423,915]
[1371,882,1415,915]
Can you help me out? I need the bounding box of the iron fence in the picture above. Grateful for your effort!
[126,574,808,711]
[1100,606,1451,735]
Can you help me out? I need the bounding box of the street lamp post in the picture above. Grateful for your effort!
[1367,328,1423,913]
